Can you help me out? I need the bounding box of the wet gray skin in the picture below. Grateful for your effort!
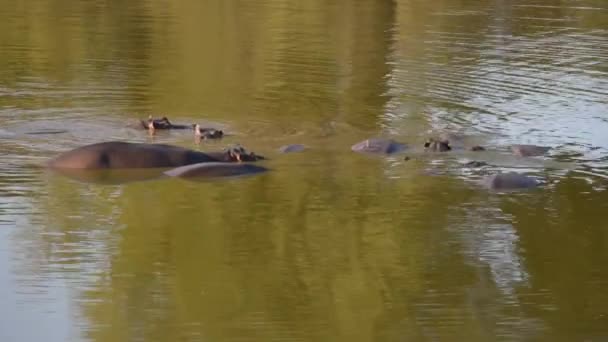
[482,172,540,190]
[278,144,306,153]
[351,138,406,154]
[511,144,551,157]
[47,141,263,169]
[164,162,269,179]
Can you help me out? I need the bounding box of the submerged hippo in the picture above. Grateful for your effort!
[482,172,539,190]
[141,116,223,138]
[193,124,224,140]
[351,138,406,154]
[424,134,486,152]
[164,162,268,179]
[140,116,190,130]
[278,144,306,153]
[511,144,551,157]
[424,138,452,152]
[47,142,263,169]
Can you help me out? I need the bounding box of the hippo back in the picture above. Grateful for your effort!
[48,141,217,169]
[278,144,306,153]
[165,162,268,179]
[511,145,551,157]
[483,172,539,190]
[351,138,406,154]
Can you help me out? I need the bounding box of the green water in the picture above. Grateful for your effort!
[1,1,608,341]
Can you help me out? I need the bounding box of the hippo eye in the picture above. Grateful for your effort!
[424,142,430,148]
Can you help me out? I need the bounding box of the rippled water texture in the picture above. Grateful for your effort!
[1,1,608,341]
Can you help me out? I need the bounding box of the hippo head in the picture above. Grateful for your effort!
[223,145,264,162]
[424,138,451,152]
[206,129,224,139]
[145,115,172,129]
[193,124,224,139]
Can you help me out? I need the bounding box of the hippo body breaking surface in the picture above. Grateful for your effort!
[424,138,451,152]
[47,142,258,170]
[482,172,539,190]
[164,162,268,179]
[511,144,551,157]
[278,144,306,153]
[351,138,406,154]
[140,116,189,130]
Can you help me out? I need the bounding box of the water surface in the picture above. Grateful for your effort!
[1,1,608,341]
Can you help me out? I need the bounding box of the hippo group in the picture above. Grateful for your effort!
[46,116,551,189]
[349,136,550,190]
[140,115,224,140]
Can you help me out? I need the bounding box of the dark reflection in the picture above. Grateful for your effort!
[47,168,167,185]
[498,176,608,338]
[60,156,436,341]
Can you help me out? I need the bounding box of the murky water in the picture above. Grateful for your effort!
[1,1,608,341]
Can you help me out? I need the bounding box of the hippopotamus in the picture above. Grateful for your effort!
[47,142,263,170]
[482,172,539,190]
[140,116,190,130]
[511,144,551,157]
[464,160,488,168]
[351,138,406,154]
[278,144,306,153]
[424,138,452,152]
[140,116,223,139]
[193,124,223,140]
[164,162,268,180]
[424,134,485,152]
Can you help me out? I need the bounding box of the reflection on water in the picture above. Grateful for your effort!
[1,0,608,341]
